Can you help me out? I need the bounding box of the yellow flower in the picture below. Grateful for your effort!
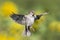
[0,33,7,40]
[57,22,60,32]
[49,21,58,32]
[1,1,18,17]
[7,36,15,40]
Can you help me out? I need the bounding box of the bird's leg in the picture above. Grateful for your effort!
[28,26,31,31]
[25,25,28,35]
[25,25,31,36]
[26,25,31,36]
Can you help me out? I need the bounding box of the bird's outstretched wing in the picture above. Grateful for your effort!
[35,12,48,20]
[34,14,42,20]
[10,13,26,25]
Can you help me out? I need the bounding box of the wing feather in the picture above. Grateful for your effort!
[10,14,25,25]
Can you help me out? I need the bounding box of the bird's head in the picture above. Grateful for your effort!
[29,10,35,16]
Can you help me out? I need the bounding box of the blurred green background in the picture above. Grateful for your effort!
[0,0,60,40]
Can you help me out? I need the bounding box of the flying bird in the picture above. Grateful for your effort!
[10,10,48,36]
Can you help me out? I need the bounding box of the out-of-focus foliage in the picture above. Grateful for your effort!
[0,0,60,40]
